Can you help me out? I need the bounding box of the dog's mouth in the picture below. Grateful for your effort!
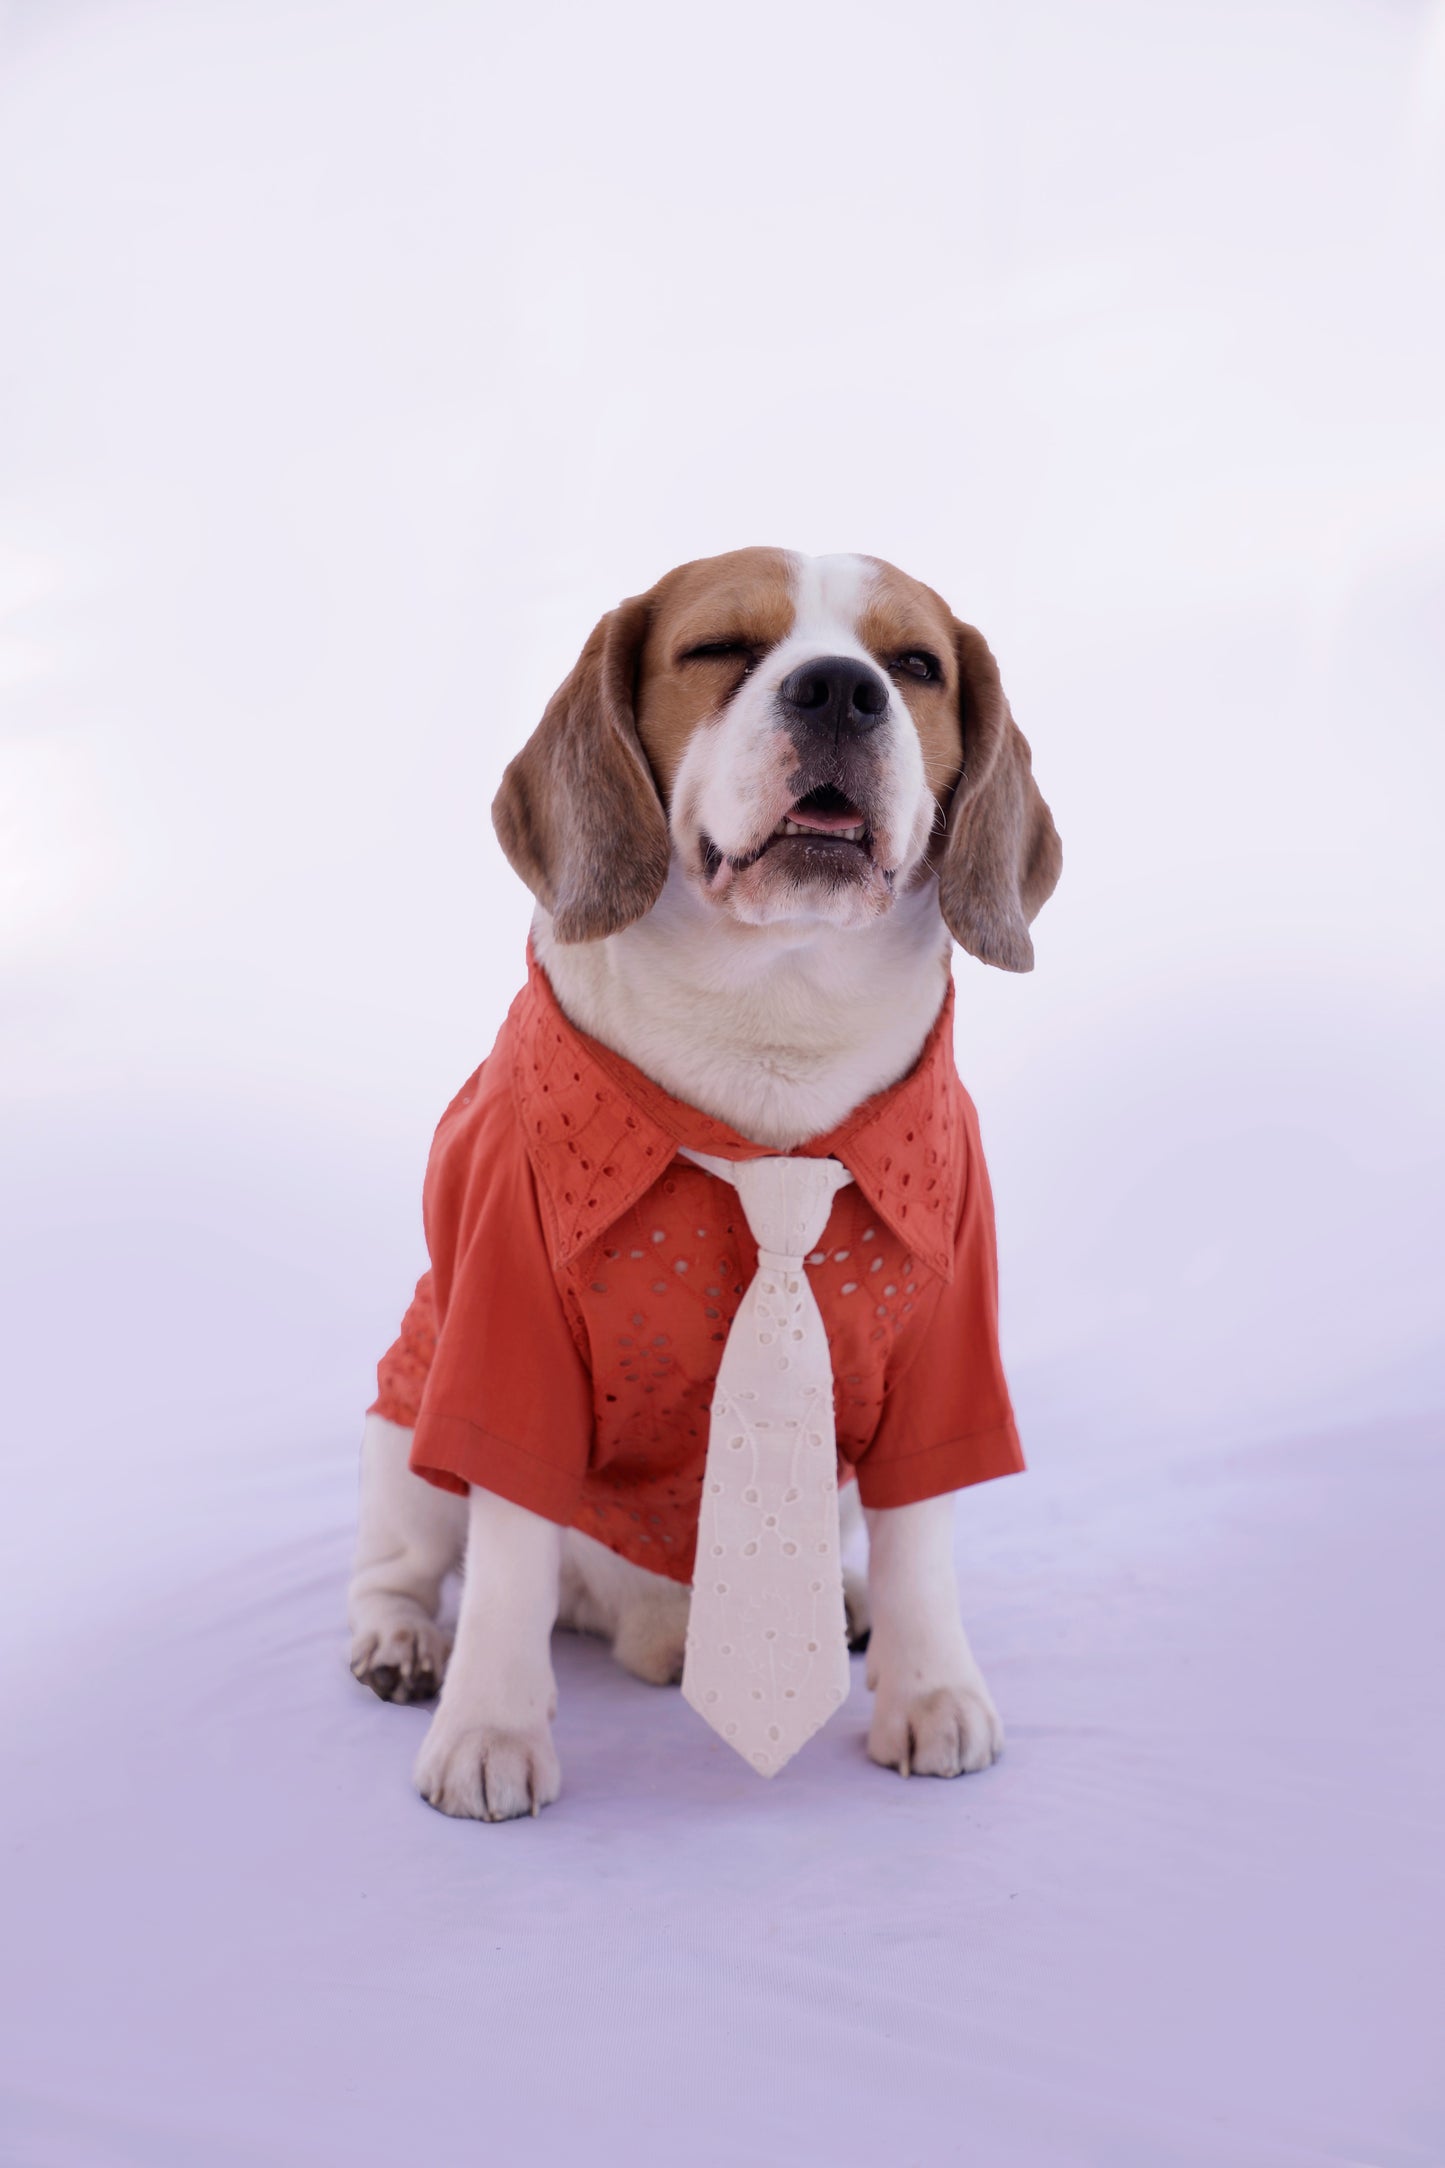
[701,786,879,882]
[768,783,870,847]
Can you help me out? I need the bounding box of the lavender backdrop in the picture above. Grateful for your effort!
[2,2,1442,2162]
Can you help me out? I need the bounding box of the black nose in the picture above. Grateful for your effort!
[777,654,889,739]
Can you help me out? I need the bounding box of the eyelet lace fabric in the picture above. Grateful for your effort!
[676,1149,855,1775]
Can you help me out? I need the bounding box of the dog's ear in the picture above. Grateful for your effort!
[935,620,1062,972]
[491,594,671,943]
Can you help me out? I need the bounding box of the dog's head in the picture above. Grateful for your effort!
[492,549,1061,969]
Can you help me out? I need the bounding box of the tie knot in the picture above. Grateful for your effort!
[678,1148,854,1260]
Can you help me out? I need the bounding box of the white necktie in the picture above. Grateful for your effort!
[677,1148,856,1777]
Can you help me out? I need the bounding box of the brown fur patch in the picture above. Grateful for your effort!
[491,595,671,943]
[935,619,1062,971]
[633,548,797,798]
[855,563,965,802]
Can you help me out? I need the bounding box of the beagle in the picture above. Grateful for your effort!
[347,548,1060,1820]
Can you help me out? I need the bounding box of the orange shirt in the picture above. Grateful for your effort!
[371,949,1024,1584]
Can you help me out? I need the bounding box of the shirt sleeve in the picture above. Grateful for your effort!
[852,1092,1025,1510]
[406,1062,597,1524]
[369,1271,438,1430]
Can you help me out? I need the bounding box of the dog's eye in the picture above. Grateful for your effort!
[679,638,765,685]
[680,639,761,669]
[891,650,941,683]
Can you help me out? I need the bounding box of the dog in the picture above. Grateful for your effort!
[347,548,1060,1820]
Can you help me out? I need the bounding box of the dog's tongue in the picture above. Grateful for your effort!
[788,799,862,833]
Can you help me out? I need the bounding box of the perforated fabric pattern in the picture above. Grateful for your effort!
[676,1148,855,1775]
[371,947,1024,1580]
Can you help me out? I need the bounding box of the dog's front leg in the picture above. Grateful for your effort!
[348,1413,463,1702]
[863,1496,1003,1779]
[414,1488,563,1822]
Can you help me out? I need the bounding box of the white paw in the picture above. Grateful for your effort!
[414,1715,561,1822]
[868,1680,1003,1779]
[350,1610,449,1704]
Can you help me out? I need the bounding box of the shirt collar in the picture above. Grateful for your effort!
[512,944,964,1282]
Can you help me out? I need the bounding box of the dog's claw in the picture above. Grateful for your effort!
[869,1682,1001,1780]
[350,1616,449,1705]
[415,1719,561,1822]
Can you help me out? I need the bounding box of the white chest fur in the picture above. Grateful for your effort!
[533,866,954,1150]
